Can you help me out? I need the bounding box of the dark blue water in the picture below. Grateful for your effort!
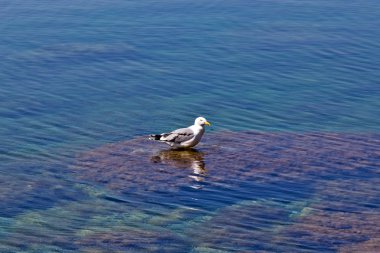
[1,0,380,252]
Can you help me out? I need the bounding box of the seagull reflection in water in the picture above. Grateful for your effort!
[151,149,207,186]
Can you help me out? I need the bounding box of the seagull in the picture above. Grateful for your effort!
[149,117,211,148]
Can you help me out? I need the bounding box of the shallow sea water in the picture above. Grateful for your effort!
[1,0,380,252]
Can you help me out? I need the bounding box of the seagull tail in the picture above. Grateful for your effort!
[149,134,162,141]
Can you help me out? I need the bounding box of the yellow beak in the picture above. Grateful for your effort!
[205,121,211,126]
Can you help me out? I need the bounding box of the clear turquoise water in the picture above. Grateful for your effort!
[1,0,380,252]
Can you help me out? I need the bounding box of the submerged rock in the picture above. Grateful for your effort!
[76,228,189,253]
[0,194,191,253]
[70,131,380,251]
[71,138,208,194]
[0,162,81,218]
[186,177,380,252]
[71,131,380,193]
[276,178,380,251]
[186,199,299,252]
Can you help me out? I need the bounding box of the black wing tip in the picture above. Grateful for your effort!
[149,134,161,140]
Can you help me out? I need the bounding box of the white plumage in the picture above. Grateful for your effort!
[149,117,211,148]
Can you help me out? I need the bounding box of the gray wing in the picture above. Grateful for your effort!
[161,127,194,144]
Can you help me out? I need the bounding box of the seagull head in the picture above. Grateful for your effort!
[195,117,211,127]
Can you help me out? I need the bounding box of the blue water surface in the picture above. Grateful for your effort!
[1,0,380,252]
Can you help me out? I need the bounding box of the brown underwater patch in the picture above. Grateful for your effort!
[71,131,380,251]
[71,131,380,193]
[271,177,380,251]
[75,228,188,253]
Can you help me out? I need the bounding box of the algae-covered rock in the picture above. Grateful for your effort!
[186,199,304,252]
[1,131,380,252]
[72,131,380,194]
[0,186,194,253]
[0,162,81,218]
[71,138,202,193]
[69,131,380,251]
[186,176,380,252]
[275,178,380,251]
[76,228,189,253]
[339,238,380,253]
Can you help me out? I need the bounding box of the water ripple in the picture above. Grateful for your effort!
[1,0,380,251]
